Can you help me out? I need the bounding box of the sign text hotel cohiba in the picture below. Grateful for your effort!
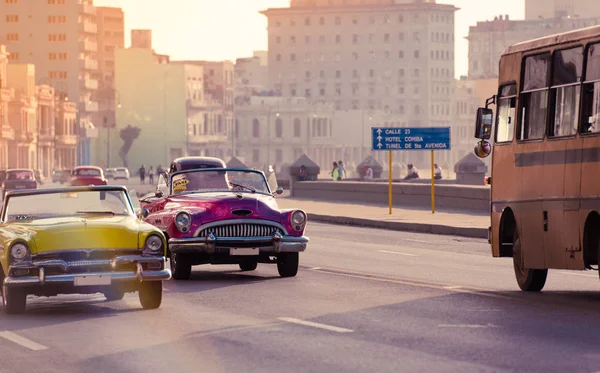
[371,127,451,151]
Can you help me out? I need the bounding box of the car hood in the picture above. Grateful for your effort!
[164,192,283,223]
[4,215,140,253]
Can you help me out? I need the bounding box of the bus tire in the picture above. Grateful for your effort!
[512,227,547,292]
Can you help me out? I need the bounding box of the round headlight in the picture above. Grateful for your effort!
[11,243,29,261]
[145,235,163,252]
[291,210,306,226]
[175,212,191,232]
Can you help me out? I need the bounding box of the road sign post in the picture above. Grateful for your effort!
[371,127,451,214]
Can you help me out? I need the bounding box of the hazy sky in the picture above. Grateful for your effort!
[94,0,525,78]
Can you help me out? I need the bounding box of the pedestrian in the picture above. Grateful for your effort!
[148,166,155,184]
[139,164,146,184]
[330,162,339,181]
[298,165,307,181]
[434,163,442,180]
[403,164,419,180]
[337,160,345,180]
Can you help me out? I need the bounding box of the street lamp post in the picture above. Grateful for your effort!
[106,90,120,168]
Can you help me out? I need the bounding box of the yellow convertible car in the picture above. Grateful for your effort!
[0,186,171,314]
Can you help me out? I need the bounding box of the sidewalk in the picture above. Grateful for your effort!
[276,197,490,239]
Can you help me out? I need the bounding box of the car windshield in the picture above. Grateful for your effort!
[74,168,101,176]
[3,190,132,222]
[171,169,270,195]
[6,171,34,180]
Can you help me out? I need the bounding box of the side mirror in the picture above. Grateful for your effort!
[138,208,150,219]
[155,189,164,198]
[475,107,494,140]
[274,186,284,195]
[474,140,492,159]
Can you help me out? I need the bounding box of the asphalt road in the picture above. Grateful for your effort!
[1,182,600,372]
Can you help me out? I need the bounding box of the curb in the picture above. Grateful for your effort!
[307,213,488,239]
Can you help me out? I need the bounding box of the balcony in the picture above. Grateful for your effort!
[79,2,96,15]
[82,101,98,113]
[79,57,98,71]
[80,77,99,90]
[79,39,97,52]
[79,21,97,35]
[55,134,77,146]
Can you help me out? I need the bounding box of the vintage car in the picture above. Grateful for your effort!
[167,156,226,175]
[51,169,71,184]
[0,186,171,314]
[70,166,108,186]
[2,169,37,199]
[139,166,308,280]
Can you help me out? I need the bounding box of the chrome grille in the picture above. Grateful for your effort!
[67,260,113,267]
[199,223,282,238]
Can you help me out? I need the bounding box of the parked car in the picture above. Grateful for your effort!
[2,169,37,199]
[70,166,107,186]
[105,168,116,179]
[0,170,7,185]
[167,156,226,174]
[52,169,71,184]
[0,185,171,314]
[139,166,308,280]
[113,167,130,180]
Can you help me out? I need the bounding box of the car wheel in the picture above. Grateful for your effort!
[239,260,258,272]
[512,227,547,292]
[277,252,299,278]
[2,284,26,315]
[170,252,192,280]
[103,288,125,301]
[139,281,162,309]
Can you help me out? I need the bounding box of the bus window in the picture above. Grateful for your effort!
[496,84,516,142]
[549,47,583,137]
[518,54,551,140]
[580,43,600,133]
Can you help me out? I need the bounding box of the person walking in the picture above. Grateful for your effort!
[337,160,345,180]
[330,162,340,181]
[148,166,155,184]
[139,165,146,184]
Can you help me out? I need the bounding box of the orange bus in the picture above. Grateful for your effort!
[474,25,600,292]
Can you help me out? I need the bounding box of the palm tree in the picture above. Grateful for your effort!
[119,125,141,168]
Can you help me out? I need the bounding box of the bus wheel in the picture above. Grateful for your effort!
[512,228,547,292]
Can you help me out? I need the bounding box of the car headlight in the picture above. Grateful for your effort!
[175,211,191,233]
[144,234,163,254]
[291,210,307,229]
[10,243,30,262]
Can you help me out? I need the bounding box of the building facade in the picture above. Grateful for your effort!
[0,44,12,168]
[467,15,600,79]
[114,47,190,172]
[6,64,36,169]
[0,0,100,165]
[261,0,457,132]
[54,99,78,170]
[525,0,600,20]
[235,96,335,170]
[94,6,124,159]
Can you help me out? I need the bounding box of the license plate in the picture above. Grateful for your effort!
[74,275,111,286]
[15,185,27,189]
[230,248,259,256]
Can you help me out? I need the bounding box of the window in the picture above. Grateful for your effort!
[275,118,283,138]
[6,14,18,22]
[335,34,341,44]
[5,0,19,4]
[518,54,551,140]
[496,84,517,143]
[336,70,341,79]
[305,35,310,43]
[276,36,281,44]
[319,17,325,25]
[581,43,600,134]
[398,50,404,59]
[252,119,260,137]
[305,17,310,26]
[7,52,19,61]
[352,34,359,44]
[6,33,19,41]
[549,47,583,137]
[294,118,301,137]
[414,50,420,59]
[275,54,281,62]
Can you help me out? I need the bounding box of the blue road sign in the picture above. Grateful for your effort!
[371,127,451,151]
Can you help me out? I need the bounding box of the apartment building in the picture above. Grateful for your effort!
[261,0,457,134]
[95,6,124,133]
[525,0,600,20]
[0,44,12,168]
[467,14,600,79]
[0,0,100,165]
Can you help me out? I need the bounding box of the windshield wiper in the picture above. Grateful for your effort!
[76,211,116,215]
[229,182,256,193]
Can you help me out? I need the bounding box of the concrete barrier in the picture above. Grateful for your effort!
[290,181,490,213]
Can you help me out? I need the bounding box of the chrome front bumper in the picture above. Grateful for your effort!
[4,255,171,288]
[168,232,309,255]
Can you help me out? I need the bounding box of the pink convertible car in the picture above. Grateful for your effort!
[139,161,309,280]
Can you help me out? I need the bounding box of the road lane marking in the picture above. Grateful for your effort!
[278,317,353,333]
[378,250,418,257]
[444,286,462,289]
[0,331,48,351]
[404,239,435,244]
[304,266,600,316]
[558,271,597,278]
[438,324,499,329]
